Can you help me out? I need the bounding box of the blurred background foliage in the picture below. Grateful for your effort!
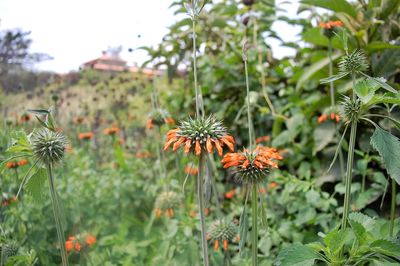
[0,0,399,265]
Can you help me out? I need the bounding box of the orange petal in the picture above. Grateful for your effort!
[214,240,219,252]
[184,139,192,153]
[195,140,201,156]
[242,159,250,169]
[213,140,223,156]
[223,161,242,168]
[221,137,234,151]
[164,138,176,151]
[224,135,235,144]
[206,137,213,153]
[223,239,228,251]
[173,137,186,151]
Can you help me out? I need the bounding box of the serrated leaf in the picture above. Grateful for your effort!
[275,244,320,266]
[313,122,335,155]
[348,219,368,245]
[348,212,376,231]
[370,127,400,185]
[323,228,351,254]
[370,239,400,257]
[354,78,381,103]
[25,168,47,202]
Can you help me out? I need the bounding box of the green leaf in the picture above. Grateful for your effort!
[348,212,376,232]
[370,239,400,257]
[366,42,400,53]
[354,78,381,103]
[349,219,368,245]
[239,203,249,255]
[27,109,50,115]
[370,127,400,185]
[370,77,398,94]
[323,228,351,254]
[320,72,349,84]
[301,0,357,18]
[367,95,400,106]
[313,122,336,155]
[296,52,342,91]
[113,142,127,170]
[25,168,47,202]
[275,244,321,266]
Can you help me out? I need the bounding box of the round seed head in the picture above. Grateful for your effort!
[338,50,368,74]
[148,109,171,126]
[209,219,237,242]
[31,128,68,165]
[340,95,363,124]
[154,191,180,211]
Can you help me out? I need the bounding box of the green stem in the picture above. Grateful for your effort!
[328,39,335,107]
[390,178,396,237]
[192,17,202,118]
[251,184,258,266]
[244,58,253,150]
[342,120,357,229]
[47,164,68,266]
[198,154,209,266]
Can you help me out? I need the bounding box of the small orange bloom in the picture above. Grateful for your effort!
[75,242,81,251]
[146,119,154,129]
[103,127,119,135]
[17,159,28,167]
[268,182,278,189]
[85,234,96,246]
[317,114,328,124]
[164,117,175,125]
[65,240,74,251]
[185,165,198,176]
[155,208,163,218]
[224,188,236,199]
[6,161,17,169]
[223,239,228,251]
[78,132,94,140]
[319,20,343,29]
[20,113,31,123]
[256,135,270,144]
[214,240,219,251]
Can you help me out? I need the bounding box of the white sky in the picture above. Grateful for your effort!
[0,0,303,73]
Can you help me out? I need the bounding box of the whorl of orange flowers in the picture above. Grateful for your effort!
[20,113,31,123]
[164,116,235,156]
[222,146,283,184]
[66,234,96,252]
[317,113,340,124]
[319,20,343,30]
[103,126,119,135]
[78,132,94,140]
[6,159,28,169]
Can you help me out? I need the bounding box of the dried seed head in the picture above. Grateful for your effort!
[338,50,368,74]
[0,241,19,259]
[340,95,363,124]
[209,219,237,242]
[147,109,172,126]
[31,128,68,165]
[154,191,180,211]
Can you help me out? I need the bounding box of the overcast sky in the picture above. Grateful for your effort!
[0,0,302,73]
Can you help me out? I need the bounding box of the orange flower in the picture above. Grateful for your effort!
[20,113,31,123]
[75,242,81,251]
[146,119,154,129]
[222,146,282,184]
[65,240,74,251]
[224,188,237,199]
[155,208,163,218]
[6,161,17,169]
[319,20,343,29]
[185,165,198,176]
[164,116,235,156]
[318,113,340,124]
[223,239,228,251]
[255,135,270,144]
[78,132,94,140]
[103,126,119,135]
[317,114,328,124]
[17,159,28,167]
[85,234,96,246]
[214,240,219,251]
[164,117,175,125]
[268,182,278,189]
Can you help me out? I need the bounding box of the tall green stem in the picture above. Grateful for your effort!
[47,164,68,266]
[251,184,258,266]
[244,58,253,150]
[390,178,396,237]
[192,17,202,118]
[198,154,209,266]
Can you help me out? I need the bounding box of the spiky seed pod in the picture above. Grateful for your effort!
[209,219,237,251]
[147,109,173,127]
[154,191,180,216]
[222,146,282,185]
[338,50,368,74]
[31,128,68,166]
[0,242,19,259]
[164,116,235,156]
[340,96,363,124]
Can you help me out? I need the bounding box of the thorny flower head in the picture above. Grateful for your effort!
[222,146,282,184]
[208,219,237,252]
[31,128,68,166]
[340,95,363,124]
[339,50,368,74]
[154,191,180,218]
[164,116,235,156]
[146,109,175,129]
